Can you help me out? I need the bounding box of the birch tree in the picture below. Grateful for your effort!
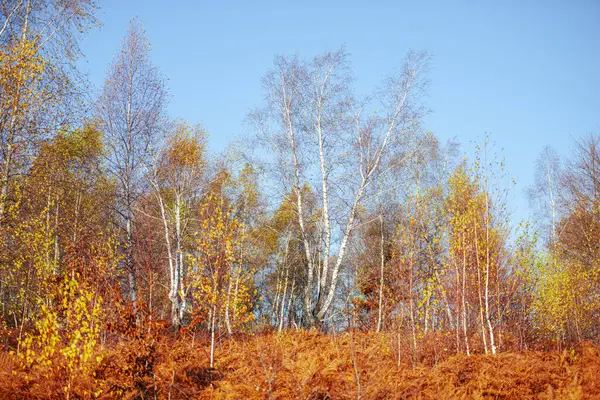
[97,19,166,313]
[250,49,428,327]
[149,121,206,328]
[527,146,562,248]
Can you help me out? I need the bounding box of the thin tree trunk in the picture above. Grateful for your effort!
[484,193,496,355]
[316,109,331,308]
[126,216,138,316]
[474,220,489,354]
[397,329,402,368]
[278,238,290,332]
[273,267,283,325]
[225,217,240,335]
[278,266,289,332]
[455,259,460,354]
[461,232,470,356]
[376,214,385,333]
[156,191,178,327]
[210,303,216,368]
[0,142,13,224]
[424,294,430,334]
[232,269,240,326]
[224,272,233,335]
[45,193,51,271]
[53,194,59,272]
[232,222,246,327]
[175,197,186,323]
[434,269,454,331]
[409,250,417,365]
[285,279,295,330]
[72,192,80,244]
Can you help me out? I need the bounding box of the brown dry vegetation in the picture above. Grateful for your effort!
[1,331,599,399]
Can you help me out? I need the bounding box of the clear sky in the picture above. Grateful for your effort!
[79,0,600,223]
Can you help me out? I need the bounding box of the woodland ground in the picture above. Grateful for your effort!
[1,331,599,399]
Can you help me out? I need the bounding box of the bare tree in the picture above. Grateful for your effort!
[250,49,428,327]
[97,19,167,313]
[0,0,97,48]
[527,146,562,248]
[559,133,600,269]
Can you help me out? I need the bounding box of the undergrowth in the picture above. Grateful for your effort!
[1,331,599,399]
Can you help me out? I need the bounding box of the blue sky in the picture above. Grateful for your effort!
[79,0,600,223]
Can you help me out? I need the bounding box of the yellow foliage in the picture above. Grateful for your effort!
[188,193,255,332]
[18,273,104,396]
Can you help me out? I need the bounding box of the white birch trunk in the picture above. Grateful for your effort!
[484,192,496,355]
[156,189,178,326]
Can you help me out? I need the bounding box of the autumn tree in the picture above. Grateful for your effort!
[529,133,600,343]
[557,134,600,289]
[445,145,511,356]
[0,123,113,342]
[0,1,100,342]
[149,121,206,328]
[505,224,541,350]
[187,176,253,367]
[227,164,264,332]
[97,19,167,314]
[0,0,97,223]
